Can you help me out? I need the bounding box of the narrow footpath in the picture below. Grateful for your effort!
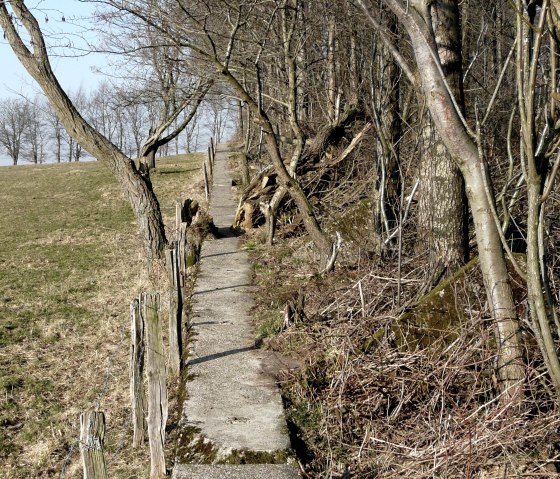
[172,145,300,479]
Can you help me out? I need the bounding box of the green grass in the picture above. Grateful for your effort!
[0,154,203,478]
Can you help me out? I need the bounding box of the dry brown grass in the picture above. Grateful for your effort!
[0,153,204,479]
[249,231,560,479]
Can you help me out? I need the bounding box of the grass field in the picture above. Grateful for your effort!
[0,154,204,478]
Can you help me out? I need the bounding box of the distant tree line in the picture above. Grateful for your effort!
[0,83,231,166]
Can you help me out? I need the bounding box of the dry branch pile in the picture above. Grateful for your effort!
[251,234,560,479]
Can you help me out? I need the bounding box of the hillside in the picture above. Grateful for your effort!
[0,155,204,478]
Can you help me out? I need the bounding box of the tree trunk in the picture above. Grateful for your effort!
[373,11,401,238]
[215,62,333,263]
[56,133,61,163]
[141,148,157,171]
[0,3,168,267]
[366,0,526,403]
[416,0,468,277]
[327,14,337,122]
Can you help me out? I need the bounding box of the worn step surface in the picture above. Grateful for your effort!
[172,145,299,478]
[172,464,301,479]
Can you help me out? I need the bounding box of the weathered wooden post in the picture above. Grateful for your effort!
[203,162,209,201]
[80,411,108,479]
[175,201,182,236]
[207,146,213,177]
[210,136,216,162]
[130,298,146,447]
[143,293,167,479]
[166,247,182,375]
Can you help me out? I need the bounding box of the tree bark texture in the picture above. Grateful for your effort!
[417,0,468,276]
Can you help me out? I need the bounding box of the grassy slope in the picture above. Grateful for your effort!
[0,154,204,478]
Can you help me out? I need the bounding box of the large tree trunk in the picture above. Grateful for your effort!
[0,2,167,266]
[417,0,468,277]
[361,0,526,403]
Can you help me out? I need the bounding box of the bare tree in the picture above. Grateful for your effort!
[0,97,31,165]
[45,101,64,163]
[0,1,167,267]
[358,0,525,403]
[94,6,213,170]
[23,95,46,164]
[104,0,334,263]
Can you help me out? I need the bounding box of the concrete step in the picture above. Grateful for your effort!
[172,464,301,479]
[172,146,297,477]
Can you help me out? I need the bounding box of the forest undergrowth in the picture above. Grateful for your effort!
[236,130,560,479]
[250,228,560,478]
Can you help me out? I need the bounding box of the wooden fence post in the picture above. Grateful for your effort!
[143,293,167,479]
[175,201,182,236]
[166,248,182,375]
[130,298,146,447]
[80,411,108,479]
[207,146,213,177]
[203,162,209,201]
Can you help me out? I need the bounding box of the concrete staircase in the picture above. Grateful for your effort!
[171,145,300,479]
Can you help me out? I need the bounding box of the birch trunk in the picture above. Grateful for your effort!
[368,0,526,403]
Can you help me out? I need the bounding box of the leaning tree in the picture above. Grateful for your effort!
[0,0,167,267]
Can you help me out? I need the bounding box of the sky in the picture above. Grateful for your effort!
[0,1,233,165]
[0,0,108,99]
[0,1,115,165]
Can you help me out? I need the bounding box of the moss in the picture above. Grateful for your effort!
[364,255,528,352]
[173,425,292,465]
[217,448,291,465]
[184,255,194,268]
[328,200,373,241]
[393,256,480,349]
[174,426,219,464]
[361,327,387,354]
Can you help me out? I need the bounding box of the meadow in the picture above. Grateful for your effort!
[0,154,203,478]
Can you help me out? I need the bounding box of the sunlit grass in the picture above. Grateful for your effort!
[0,154,203,478]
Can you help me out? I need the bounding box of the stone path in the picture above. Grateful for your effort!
[172,145,300,479]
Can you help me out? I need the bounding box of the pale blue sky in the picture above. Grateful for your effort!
[0,0,109,99]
